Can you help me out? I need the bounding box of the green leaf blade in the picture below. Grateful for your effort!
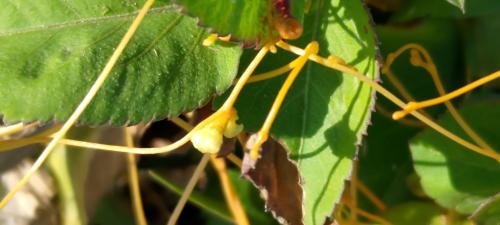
[222,0,379,223]
[410,101,500,214]
[175,0,306,44]
[0,1,242,126]
[175,0,268,43]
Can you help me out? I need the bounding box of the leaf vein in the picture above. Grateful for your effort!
[0,6,174,37]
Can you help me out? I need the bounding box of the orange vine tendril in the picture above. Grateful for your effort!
[249,41,318,160]
[210,156,250,225]
[393,70,500,120]
[337,187,391,225]
[0,123,29,138]
[375,104,425,127]
[384,43,497,156]
[166,154,210,225]
[349,161,360,223]
[124,128,148,225]
[275,40,500,161]
[356,180,387,212]
[2,41,498,162]
[169,117,249,225]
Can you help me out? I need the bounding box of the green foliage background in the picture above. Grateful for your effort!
[0,0,499,225]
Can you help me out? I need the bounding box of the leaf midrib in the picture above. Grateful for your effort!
[297,0,325,165]
[0,5,174,37]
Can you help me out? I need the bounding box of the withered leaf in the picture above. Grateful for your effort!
[242,135,304,225]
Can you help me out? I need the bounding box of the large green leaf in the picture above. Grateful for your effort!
[0,0,241,125]
[175,0,305,44]
[218,0,378,223]
[410,101,500,214]
[394,0,500,20]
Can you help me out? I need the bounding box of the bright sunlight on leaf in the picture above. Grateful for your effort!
[220,0,379,224]
[0,0,241,125]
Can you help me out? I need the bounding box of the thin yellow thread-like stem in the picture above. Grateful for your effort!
[0,135,190,154]
[349,162,359,224]
[245,58,298,84]
[0,115,229,154]
[0,0,156,209]
[405,44,496,155]
[0,123,26,138]
[383,70,415,102]
[227,153,243,168]
[210,156,250,225]
[334,204,348,225]
[0,115,224,155]
[250,41,318,159]
[168,117,250,225]
[0,124,64,152]
[166,154,210,225]
[356,180,387,211]
[276,41,500,161]
[125,128,148,225]
[382,69,433,120]
[221,46,270,111]
[375,104,425,128]
[346,203,391,225]
[169,117,193,132]
[393,70,500,120]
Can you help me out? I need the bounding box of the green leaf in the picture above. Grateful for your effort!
[218,0,378,223]
[471,193,500,225]
[394,0,500,20]
[410,101,500,214]
[358,20,462,210]
[0,0,242,125]
[175,0,305,44]
[90,195,135,225]
[464,14,500,90]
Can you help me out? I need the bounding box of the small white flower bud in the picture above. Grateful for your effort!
[191,126,223,154]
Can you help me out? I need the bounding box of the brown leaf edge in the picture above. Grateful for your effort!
[241,134,304,225]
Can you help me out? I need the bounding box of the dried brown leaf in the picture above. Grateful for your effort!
[241,135,304,225]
